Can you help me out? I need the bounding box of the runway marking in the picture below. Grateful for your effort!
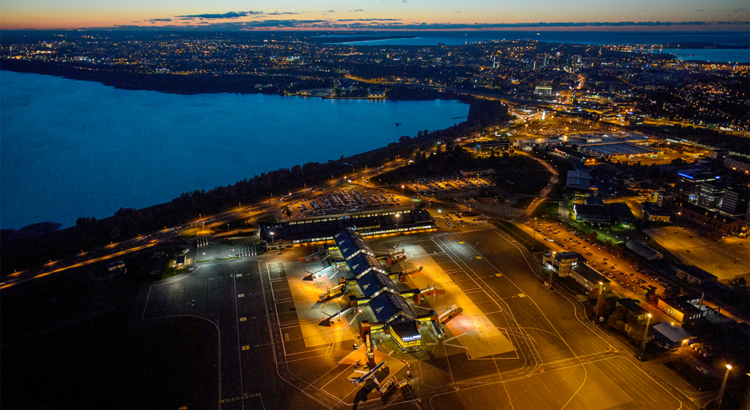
[280,351,334,364]
[319,364,356,391]
[236,274,242,278]
[307,362,350,387]
[476,256,482,259]
[232,266,247,409]
[433,235,537,373]
[240,317,247,322]
[220,392,261,403]
[283,345,330,356]
[459,230,683,408]
[495,273,502,277]
[517,293,526,298]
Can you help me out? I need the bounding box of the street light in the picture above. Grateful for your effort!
[545,251,556,288]
[717,364,732,410]
[395,213,401,231]
[638,313,652,360]
[270,231,275,246]
[597,281,605,314]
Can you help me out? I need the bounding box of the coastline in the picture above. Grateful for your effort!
[0,82,507,274]
[0,59,459,102]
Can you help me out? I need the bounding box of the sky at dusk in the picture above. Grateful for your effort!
[1,0,749,31]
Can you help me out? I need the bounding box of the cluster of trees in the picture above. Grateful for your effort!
[589,296,648,346]
[1,159,354,274]
[379,145,550,196]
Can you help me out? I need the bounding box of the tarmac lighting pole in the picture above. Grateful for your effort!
[549,252,556,289]
[396,213,401,231]
[270,232,275,246]
[596,281,605,315]
[638,313,652,360]
[717,364,732,410]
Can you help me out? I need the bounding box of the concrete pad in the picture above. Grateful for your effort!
[645,227,750,281]
[299,320,353,347]
[443,314,516,359]
[403,246,516,359]
[284,261,355,347]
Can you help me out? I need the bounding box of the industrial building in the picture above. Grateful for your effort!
[573,203,612,224]
[473,138,511,156]
[641,202,671,223]
[657,296,712,323]
[652,322,697,348]
[610,203,637,224]
[566,170,590,190]
[570,264,610,292]
[542,251,584,276]
[615,298,651,322]
[672,264,717,285]
[625,240,663,261]
[673,201,746,236]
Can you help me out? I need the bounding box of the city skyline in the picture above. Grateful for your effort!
[2,0,749,31]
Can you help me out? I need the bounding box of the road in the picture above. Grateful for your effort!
[512,151,559,221]
[0,156,413,290]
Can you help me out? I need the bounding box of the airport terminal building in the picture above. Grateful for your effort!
[261,208,436,246]
[334,228,439,350]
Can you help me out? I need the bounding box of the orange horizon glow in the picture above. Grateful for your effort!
[2,2,748,32]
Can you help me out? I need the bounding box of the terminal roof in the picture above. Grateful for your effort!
[370,291,417,323]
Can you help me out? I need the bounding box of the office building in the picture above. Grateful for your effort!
[697,182,724,210]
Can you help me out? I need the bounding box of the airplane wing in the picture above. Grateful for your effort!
[351,369,368,375]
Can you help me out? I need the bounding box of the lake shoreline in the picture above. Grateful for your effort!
[0,70,472,231]
[0,59,459,102]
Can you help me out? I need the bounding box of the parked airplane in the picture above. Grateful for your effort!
[347,361,386,386]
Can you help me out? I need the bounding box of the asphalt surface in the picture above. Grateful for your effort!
[131,227,699,410]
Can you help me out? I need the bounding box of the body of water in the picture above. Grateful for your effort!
[661,48,750,64]
[333,31,748,63]
[0,71,468,230]
[330,31,748,47]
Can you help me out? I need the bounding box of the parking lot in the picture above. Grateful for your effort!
[283,187,410,219]
[522,220,672,317]
[435,210,490,230]
[405,176,493,196]
[645,226,750,282]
